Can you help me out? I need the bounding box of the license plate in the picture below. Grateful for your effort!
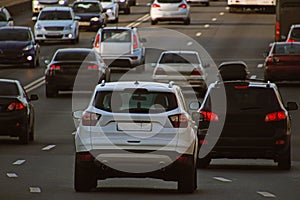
[117,122,152,131]
[79,22,90,26]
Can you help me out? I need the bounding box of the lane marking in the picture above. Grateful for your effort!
[13,160,26,165]
[6,173,18,178]
[213,176,232,182]
[29,187,42,193]
[257,64,264,68]
[24,77,45,90]
[257,191,276,198]
[212,18,217,21]
[204,24,210,28]
[126,14,150,27]
[196,32,202,37]
[187,41,193,46]
[250,75,257,79]
[42,145,56,151]
[220,12,225,16]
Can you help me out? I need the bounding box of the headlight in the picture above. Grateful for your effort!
[33,0,39,5]
[23,44,34,51]
[91,17,100,22]
[58,0,65,5]
[120,0,126,2]
[35,24,42,30]
[106,8,113,13]
[65,24,73,30]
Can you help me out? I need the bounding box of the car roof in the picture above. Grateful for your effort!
[161,50,199,54]
[0,78,20,84]
[95,81,179,92]
[55,48,95,53]
[102,26,135,31]
[0,26,30,31]
[41,6,72,12]
[291,24,300,28]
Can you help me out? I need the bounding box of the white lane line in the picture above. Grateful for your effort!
[196,32,202,37]
[220,12,225,16]
[187,41,193,46]
[213,176,232,182]
[126,14,150,27]
[212,18,217,21]
[42,144,56,151]
[257,191,276,198]
[26,80,45,92]
[24,77,45,90]
[29,187,42,193]
[226,7,230,10]
[257,64,264,68]
[204,24,210,28]
[6,173,18,178]
[250,75,257,79]
[13,160,26,165]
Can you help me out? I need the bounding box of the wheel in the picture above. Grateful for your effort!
[177,163,196,193]
[278,145,291,170]
[19,122,29,144]
[197,157,211,169]
[151,19,157,25]
[184,18,190,25]
[45,85,58,98]
[29,117,35,141]
[74,156,97,192]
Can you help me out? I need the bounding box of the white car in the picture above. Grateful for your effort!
[150,0,191,25]
[32,0,70,15]
[100,0,119,23]
[153,51,208,97]
[73,81,198,193]
[32,6,80,44]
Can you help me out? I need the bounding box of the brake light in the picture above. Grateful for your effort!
[265,111,287,122]
[155,67,166,75]
[49,64,61,71]
[191,68,202,76]
[152,3,160,8]
[133,34,138,49]
[200,110,219,122]
[77,152,93,161]
[94,34,100,48]
[275,21,280,41]
[234,85,248,89]
[87,64,99,70]
[287,38,296,43]
[179,4,187,9]
[169,113,188,128]
[7,102,25,111]
[81,111,101,126]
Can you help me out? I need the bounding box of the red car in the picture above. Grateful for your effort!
[264,42,300,82]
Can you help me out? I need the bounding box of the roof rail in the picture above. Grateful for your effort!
[168,81,174,88]
[100,80,105,87]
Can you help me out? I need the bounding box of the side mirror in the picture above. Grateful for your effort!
[73,110,84,119]
[281,35,287,40]
[189,101,200,110]
[29,94,39,101]
[286,102,298,111]
[44,59,50,65]
[8,17,13,21]
[32,16,37,22]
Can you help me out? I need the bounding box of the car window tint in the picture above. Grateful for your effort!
[0,29,30,41]
[160,53,200,64]
[39,11,72,20]
[291,28,300,40]
[93,91,178,113]
[74,3,100,13]
[0,13,7,21]
[0,82,19,96]
[102,30,131,42]
[274,43,300,55]
[54,51,96,61]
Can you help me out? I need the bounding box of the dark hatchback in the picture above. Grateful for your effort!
[0,26,40,68]
[195,62,298,170]
[45,48,110,97]
[73,0,107,31]
[0,79,38,144]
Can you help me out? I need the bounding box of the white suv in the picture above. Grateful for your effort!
[73,81,198,193]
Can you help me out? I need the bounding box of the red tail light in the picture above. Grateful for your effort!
[169,113,188,128]
[199,139,208,145]
[287,38,296,43]
[191,68,202,76]
[87,64,99,70]
[81,111,101,126]
[133,34,138,49]
[265,111,287,122]
[265,57,273,66]
[155,67,166,75]
[94,34,100,48]
[49,64,61,71]
[152,3,160,8]
[179,4,187,9]
[77,152,93,161]
[275,21,280,41]
[200,110,219,122]
[234,85,248,89]
[7,102,25,111]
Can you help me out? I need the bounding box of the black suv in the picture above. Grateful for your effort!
[195,61,298,170]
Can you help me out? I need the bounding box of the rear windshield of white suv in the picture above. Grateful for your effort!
[101,30,131,42]
[93,90,178,113]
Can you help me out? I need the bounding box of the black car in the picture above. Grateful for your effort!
[45,48,110,97]
[194,61,298,170]
[0,26,40,68]
[73,0,107,31]
[0,79,38,144]
[116,0,132,14]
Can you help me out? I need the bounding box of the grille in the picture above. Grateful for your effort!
[45,26,64,31]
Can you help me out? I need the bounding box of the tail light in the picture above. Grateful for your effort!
[133,34,138,49]
[200,110,219,122]
[7,102,25,111]
[234,85,248,89]
[265,57,273,66]
[287,38,296,43]
[191,68,202,76]
[169,113,188,128]
[178,4,187,9]
[87,64,99,70]
[81,111,101,126]
[77,152,93,161]
[94,34,100,48]
[152,3,160,8]
[49,64,61,72]
[155,67,166,75]
[275,21,280,41]
[265,111,287,122]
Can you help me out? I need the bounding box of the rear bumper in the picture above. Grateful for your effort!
[0,112,27,136]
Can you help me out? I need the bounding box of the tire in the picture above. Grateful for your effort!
[278,145,291,170]
[19,122,29,144]
[29,118,35,141]
[45,86,58,98]
[184,18,191,25]
[151,19,157,25]
[74,157,97,192]
[197,157,211,169]
[177,163,196,193]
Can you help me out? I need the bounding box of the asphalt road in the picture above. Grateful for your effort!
[0,0,300,199]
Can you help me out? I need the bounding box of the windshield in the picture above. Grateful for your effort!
[101,30,131,42]
[0,29,30,41]
[54,51,97,62]
[73,3,100,13]
[0,82,19,96]
[0,13,7,21]
[39,11,72,20]
[274,43,300,55]
[159,53,200,64]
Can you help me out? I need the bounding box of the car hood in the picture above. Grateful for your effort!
[38,0,60,3]
[37,20,73,27]
[0,41,31,50]
[102,3,115,8]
